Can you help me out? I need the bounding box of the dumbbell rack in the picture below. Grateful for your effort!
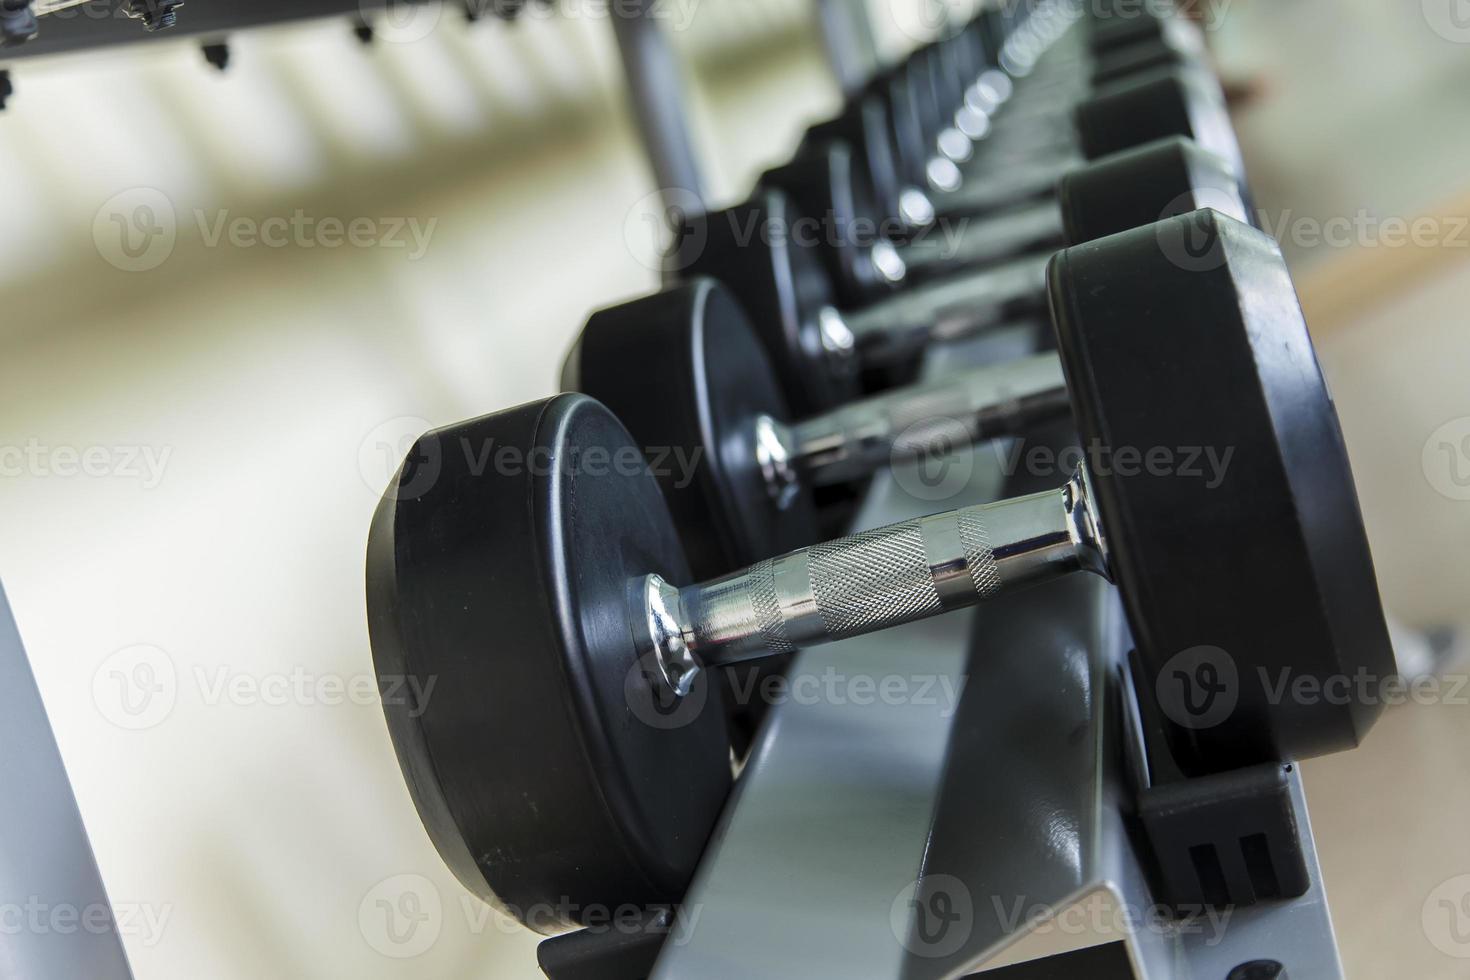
[535,323,1347,980]
[522,7,1356,978]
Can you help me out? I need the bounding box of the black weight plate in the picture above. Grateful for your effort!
[1059,136,1248,246]
[568,279,820,578]
[668,188,859,415]
[762,141,889,308]
[1091,34,1190,87]
[1048,210,1394,774]
[1090,8,1171,53]
[1075,67,1243,178]
[802,95,905,238]
[366,395,730,932]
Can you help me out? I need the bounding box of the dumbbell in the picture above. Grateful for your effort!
[799,5,1218,228]
[680,137,1248,415]
[883,2,1214,177]
[800,61,1241,274]
[764,133,1245,312]
[366,211,1393,930]
[939,65,1243,219]
[564,277,1072,578]
[877,38,1218,209]
[903,8,1204,169]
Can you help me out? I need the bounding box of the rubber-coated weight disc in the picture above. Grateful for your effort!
[1048,209,1394,774]
[1059,136,1249,246]
[668,188,860,415]
[568,279,821,578]
[366,395,730,932]
[1075,68,1244,179]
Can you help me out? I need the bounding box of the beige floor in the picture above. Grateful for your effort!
[0,2,1464,978]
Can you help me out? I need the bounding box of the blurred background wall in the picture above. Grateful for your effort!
[0,0,1465,976]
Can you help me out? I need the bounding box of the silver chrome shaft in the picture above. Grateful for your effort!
[776,352,1070,492]
[844,254,1049,364]
[636,467,1109,695]
[898,204,1062,281]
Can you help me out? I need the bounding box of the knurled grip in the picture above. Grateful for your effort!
[740,508,1003,651]
[808,520,943,635]
[682,487,1083,669]
[747,559,797,655]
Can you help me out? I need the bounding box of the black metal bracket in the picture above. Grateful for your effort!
[1124,650,1311,912]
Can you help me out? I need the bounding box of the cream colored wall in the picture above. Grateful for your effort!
[1,1,1467,977]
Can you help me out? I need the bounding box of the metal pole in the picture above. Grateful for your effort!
[611,0,708,216]
[814,0,880,96]
[0,583,134,978]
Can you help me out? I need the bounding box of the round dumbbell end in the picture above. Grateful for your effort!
[1076,68,1242,178]
[1059,136,1248,246]
[1089,8,1170,53]
[675,190,857,415]
[571,279,820,578]
[1048,210,1394,773]
[366,395,730,930]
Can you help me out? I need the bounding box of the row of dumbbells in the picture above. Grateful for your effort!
[365,0,1393,938]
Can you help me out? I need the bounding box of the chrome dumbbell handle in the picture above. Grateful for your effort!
[636,467,1109,695]
[765,352,1069,496]
[900,209,1061,281]
[846,254,1050,356]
